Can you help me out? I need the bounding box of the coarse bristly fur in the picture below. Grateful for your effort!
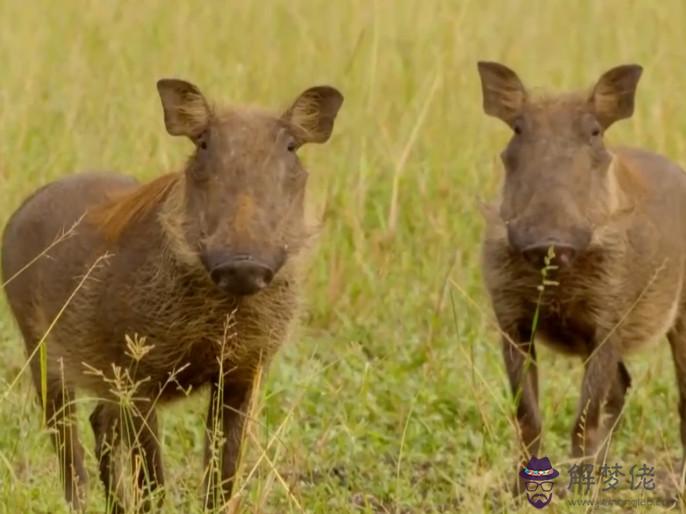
[1,79,342,513]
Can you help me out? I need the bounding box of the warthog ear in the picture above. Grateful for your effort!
[156,79,210,140]
[284,86,344,144]
[477,61,527,128]
[590,65,643,129]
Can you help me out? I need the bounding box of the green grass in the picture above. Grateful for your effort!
[2,0,686,512]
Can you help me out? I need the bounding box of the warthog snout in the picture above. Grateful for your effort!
[507,223,591,268]
[203,252,276,296]
[521,242,578,268]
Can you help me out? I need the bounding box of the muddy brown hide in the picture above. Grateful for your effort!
[1,80,342,512]
[478,61,686,487]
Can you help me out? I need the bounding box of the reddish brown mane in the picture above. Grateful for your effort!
[88,173,180,242]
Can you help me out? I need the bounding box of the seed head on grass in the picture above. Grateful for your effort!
[530,246,561,344]
[125,333,154,362]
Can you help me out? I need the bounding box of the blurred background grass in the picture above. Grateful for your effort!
[1,0,686,512]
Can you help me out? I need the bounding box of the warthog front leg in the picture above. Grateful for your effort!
[128,406,164,510]
[601,361,631,448]
[503,327,542,494]
[572,340,620,459]
[90,402,124,514]
[203,379,252,510]
[90,402,164,513]
[503,329,540,460]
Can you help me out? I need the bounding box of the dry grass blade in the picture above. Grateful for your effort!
[387,72,442,234]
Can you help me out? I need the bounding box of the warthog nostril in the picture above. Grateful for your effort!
[521,243,577,268]
[210,258,274,296]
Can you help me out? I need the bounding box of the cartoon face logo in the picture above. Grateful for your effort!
[520,456,559,509]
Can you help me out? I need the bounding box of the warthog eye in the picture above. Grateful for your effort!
[591,128,601,137]
[195,133,208,150]
[513,121,523,135]
[287,139,297,152]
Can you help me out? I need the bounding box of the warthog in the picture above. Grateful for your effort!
[478,62,686,483]
[2,79,342,511]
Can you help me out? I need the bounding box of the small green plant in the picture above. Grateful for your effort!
[529,246,560,345]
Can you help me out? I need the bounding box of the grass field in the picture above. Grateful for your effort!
[2,1,686,512]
